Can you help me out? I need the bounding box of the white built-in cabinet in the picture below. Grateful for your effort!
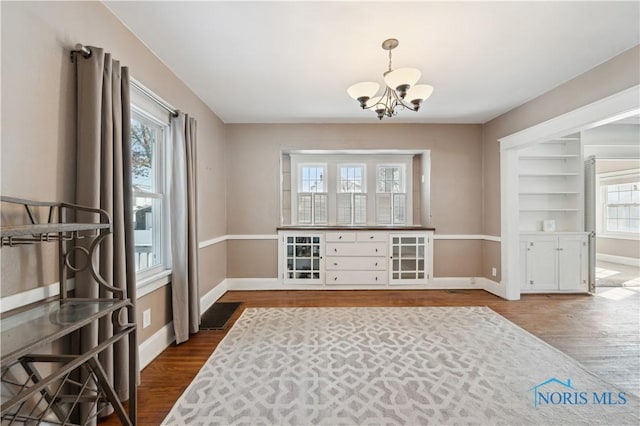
[518,135,589,293]
[520,233,588,293]
[279,228,433,287]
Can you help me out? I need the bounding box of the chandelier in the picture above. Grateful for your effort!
[347,38,433,120]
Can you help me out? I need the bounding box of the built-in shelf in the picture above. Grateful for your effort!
[520,192,579,195]
[519,173,579,177]
[517,134,584,232]
[520,208,579,212]
[520,155,579,160]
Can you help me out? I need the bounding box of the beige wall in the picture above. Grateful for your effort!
[597,237,640,260]
[226,123,484,277]
[481,45,640,281]
[1,2,227,340]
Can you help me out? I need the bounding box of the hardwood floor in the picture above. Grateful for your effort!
[101,288,640,425]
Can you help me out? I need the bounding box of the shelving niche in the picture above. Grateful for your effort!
[518,135,584,232]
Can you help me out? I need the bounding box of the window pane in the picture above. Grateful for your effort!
[607,191,619,204]
[131,118,157,193]
[339,166,364,193]
[354,194,367,224]
[376,193,392,224]
[393,193,406,224]
[301,166,325,193]
[133,197,162,272]
[619,190,632,203]
[336,193,352,224]
[313,193,328,224]
[298,194,312,224]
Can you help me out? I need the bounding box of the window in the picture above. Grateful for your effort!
[376,165,406,224]
[604,181,640,234]
[337,165,366,224]
[298,165,327,224]
[287,153,419,226]
[131,107,169,279]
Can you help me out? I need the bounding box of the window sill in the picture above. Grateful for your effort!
[137,269,172,298]
[597,233,640,241]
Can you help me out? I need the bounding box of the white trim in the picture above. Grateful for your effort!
[199,234,279,249]
[136,270,171,298]
[225,277,503,292]
[199,280,229,313]
[434,234,501,242]
[198,235,227,248]
[139,279,229,369]
[478,277,504,298]
[0,279,75,314]
[499,86,640,151]
[139,321,175,370]
[596,253,640,268]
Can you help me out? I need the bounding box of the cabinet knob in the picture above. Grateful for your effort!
[375,262,378,266]
[334,277,338,281]
[375,248,378,252]
[334,248,337,252]
[333,262,338,266]
[339,235,342,240]
[375,276,378,281]
[369,236,374,239]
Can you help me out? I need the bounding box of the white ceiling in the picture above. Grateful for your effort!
[105,1,639,124]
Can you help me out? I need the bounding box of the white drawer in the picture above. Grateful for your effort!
[325,257,387,271]
[326,270,387,285]
[326,243,387,257]
[325,232,356,242]
[356,231,388,242]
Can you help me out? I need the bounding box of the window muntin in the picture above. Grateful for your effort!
[339,165,364,193]
[605,181,640,234]
[376,165,406,224]
[337,165,366,224]
[300,165,325,192]
[377,166,403,193]
[131,110,168,278]
[298,164,327,224]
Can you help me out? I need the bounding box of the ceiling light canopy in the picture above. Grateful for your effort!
[347,38,433,120]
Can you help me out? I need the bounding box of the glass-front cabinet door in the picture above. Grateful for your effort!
[389,233,429,285]
[281,233,324,284]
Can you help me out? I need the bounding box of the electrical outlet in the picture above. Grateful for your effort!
[142,309,151,329]
[491,267,497,277]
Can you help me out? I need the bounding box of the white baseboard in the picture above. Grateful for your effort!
[477,277,510,299]
[597,253,640,268]
[139,280,228,370]
[139,321,175,370]
[199,280,229,313]
[225,277,496,291]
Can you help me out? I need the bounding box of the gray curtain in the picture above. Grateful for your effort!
[170,113,200,344]
[75,47,136,414]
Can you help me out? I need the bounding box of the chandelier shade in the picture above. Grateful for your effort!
[405,84,434,106]
[347,39,433,120]
[347,82,380,107]
[383,67,421,96]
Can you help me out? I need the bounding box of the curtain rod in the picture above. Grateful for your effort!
[130,78,179,118]
[71,43,179,118]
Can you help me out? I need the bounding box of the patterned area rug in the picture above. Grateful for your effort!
[162,307,639,425]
